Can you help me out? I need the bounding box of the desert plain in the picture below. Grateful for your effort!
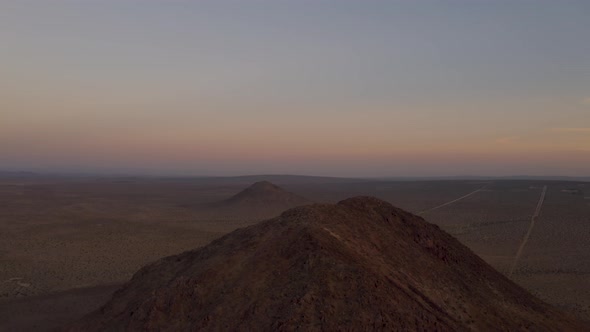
[0,174,588,330]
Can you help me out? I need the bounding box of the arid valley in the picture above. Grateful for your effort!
[0,174,588,330]
[3,1,590,330]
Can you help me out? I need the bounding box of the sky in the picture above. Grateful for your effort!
[1,0,589,177]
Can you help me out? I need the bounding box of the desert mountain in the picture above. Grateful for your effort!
[204,181,311,219]
[67,197,587,331]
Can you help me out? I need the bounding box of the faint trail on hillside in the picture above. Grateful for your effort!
[418,186,486,215]
[508,185,547,277]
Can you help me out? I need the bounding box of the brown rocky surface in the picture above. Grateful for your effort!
[66,196,588,331]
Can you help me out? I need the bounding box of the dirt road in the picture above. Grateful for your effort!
[419,186,485,215]
[508,185,548,277]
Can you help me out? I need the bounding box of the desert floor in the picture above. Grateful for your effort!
[0,175,588,330]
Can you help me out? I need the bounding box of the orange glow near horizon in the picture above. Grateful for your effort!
[1,1,589,176]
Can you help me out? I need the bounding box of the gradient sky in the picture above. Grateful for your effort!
[1,0,589,177]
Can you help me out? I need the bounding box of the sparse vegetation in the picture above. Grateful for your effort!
[0,176,589,330]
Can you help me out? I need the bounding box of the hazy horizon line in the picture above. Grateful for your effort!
[1,169,588,181]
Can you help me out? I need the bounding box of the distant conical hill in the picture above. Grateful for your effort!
[67,197,587,331]
[205,181,311,219]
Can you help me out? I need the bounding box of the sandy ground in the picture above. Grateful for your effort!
[0,176,588,330]
[423,181,590,321]
[0,284,120,331]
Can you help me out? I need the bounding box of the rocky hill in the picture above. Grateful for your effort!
[204,181,311,219]
[67,197,587,331]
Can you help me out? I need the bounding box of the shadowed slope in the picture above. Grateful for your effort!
[67,197,588,331]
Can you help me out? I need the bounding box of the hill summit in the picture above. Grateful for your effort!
[68,197,586,331]
[207,181,311,219]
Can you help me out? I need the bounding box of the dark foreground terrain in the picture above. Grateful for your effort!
[66,197,586,331]
[0,175,588,330]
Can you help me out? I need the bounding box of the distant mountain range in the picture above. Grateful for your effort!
[373,175,590,182]
[1,171,588,183]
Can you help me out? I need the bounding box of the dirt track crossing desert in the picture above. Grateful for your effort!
[418,186,486,215]
[509,185,548,277]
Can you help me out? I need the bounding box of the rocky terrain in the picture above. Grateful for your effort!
[67,196,587,331]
